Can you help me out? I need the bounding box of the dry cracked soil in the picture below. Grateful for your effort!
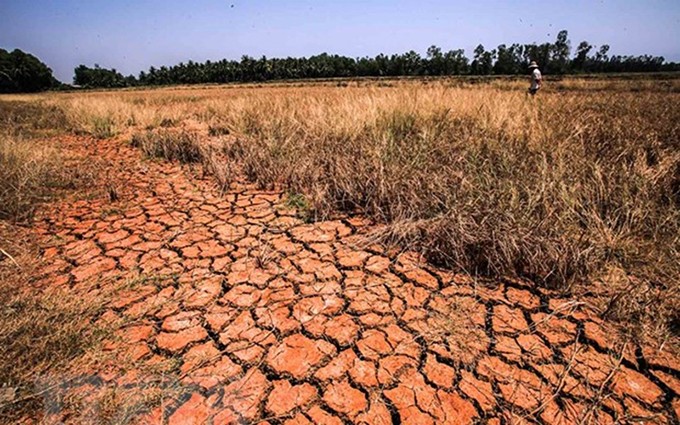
[16,135,680,424]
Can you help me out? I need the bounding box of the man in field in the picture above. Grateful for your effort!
[528,61,542,95]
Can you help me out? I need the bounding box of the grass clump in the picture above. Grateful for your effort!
[131,128,236,191]
[208,124,231,136]
[0,135,76,222]
[200,147,235,193]
[131,129,204,163]
[285,192,313,221]
[91,115,117,139]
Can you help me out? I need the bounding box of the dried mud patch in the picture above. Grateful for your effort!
[4,135,678,424]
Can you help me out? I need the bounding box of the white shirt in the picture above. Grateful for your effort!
[531,69,542,89]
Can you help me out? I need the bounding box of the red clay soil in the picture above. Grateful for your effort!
[22,136,680,424]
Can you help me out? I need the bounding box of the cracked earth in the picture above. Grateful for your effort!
[25,135,680,424]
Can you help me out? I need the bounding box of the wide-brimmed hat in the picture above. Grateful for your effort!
[529,61,539,69]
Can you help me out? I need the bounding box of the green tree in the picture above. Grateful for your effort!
[572,41,593,72]
[494,44,522,75]
[426,45,444,75]
[79,29,680,87]
[472,44,495,75]
[550,30,571,74]
[593,45,610,72]
[443,49,469,75]
[0,48,57,93]
[74,64,128,88]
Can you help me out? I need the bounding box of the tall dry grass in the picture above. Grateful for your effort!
[3,77,678,340]
[0,99,69,138]
[0,100,106,420]
[0,99,86,222]
[0,134,76,222]
[130,128,204,163]
[220,84,679,339]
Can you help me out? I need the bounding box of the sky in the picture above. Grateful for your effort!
[1,0,679,83]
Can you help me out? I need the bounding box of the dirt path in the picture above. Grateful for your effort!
[27,136,679,424]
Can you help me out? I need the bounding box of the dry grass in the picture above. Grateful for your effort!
[226,88,678,269]
[224,82,678,341]
[0,230,174,424]
[130,128,204,163]
[200,146,237,193]
[223,84,679,340]
[130,126,236,192]
[0,99,69,138]
[2,76,678,341]
[0,100,89,222]
[0,100,108,421]
[0,223,108,422]
[0,287,106,420]
[0,134,78,222]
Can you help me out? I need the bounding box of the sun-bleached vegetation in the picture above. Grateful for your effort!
[2,76,679,342]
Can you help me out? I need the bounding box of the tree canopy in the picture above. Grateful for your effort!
[0,48,58,93]
[73,64,133,88]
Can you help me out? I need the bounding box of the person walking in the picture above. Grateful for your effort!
[528,61,542,96]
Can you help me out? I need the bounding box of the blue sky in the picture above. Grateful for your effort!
[1,0,679,82]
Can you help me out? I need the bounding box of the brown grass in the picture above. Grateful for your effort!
[0,100,88,222]
[227,88,678,267]
[0,134,80,222]
[0,223,108,422]
[0,100,108,421]
[130,126,236,192]
[224,84,679,340]
[2,76,678,342]
[130,128,204,163]
[0,99,69,138]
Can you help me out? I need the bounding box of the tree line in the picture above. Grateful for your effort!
[2,30,679,92]
[75,31,678,88]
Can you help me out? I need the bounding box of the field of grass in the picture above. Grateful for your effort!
[2,74,679,346]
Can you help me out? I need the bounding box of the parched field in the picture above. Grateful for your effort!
[1,76,679,424]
